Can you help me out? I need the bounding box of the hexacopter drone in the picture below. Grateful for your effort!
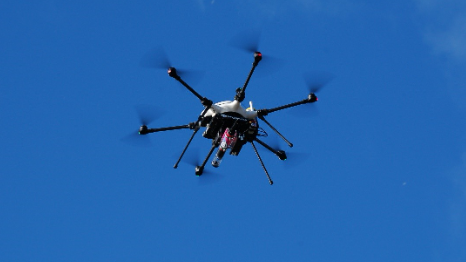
[134,46,327,185]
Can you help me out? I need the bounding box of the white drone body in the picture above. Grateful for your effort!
[203,100,257,120]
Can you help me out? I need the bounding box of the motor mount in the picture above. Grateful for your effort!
[308,93,318,102]
[195,166,204,176]
[276,150,287,161]
[139,125,148,135]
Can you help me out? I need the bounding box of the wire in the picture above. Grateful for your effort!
[257,127,268,137]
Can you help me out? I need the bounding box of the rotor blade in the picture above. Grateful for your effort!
[254,55,286,77]
[183,146,201,167]
[120,104,163,147]
[182,147,222,184]
[197,170,223,185]
[285,72,332,117]
[264,135,310,167]
[121,104,163,147]
[230,30,285,76]
[303,71,334,93]
[140,46,171,69]
[135,104,164,126]
[140,47,205,84]
[174,69,206,85]
[121,131,152,147]
[229,29,262,53]
[287,102,320,118]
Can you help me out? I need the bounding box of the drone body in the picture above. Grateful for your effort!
[137,51,321,185]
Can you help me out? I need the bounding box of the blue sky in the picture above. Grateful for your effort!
[1,1,466,261]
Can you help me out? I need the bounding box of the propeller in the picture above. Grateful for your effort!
[229,30,262,54]
[121,105,164,147]
[229,30,284,75]
[140,46,204,83]
[140,46,171,69]
[304,71,334,94]
[183,147,222,184]
[266,136,309,168]
[135,104,163,127]
[287,71,334,117]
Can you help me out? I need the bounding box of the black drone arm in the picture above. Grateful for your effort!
[257,93,317,116]
[168,67,213,107]
[139,122,196,135]
[235,52,262,102]
[255,93,318,147]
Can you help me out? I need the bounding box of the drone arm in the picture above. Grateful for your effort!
[236,52,262,102]
[257,93,317,116]
[168,68,213,107]
[139,122,196,135]
[257,99,307,115]
[139,124,194,135]
[257,93,317,117]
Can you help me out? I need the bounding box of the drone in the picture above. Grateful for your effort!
[135,48,326,185]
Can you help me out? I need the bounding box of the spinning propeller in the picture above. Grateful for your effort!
[135,104,164,135]
[304,71,334,94]
[229,30,262,54]
[294,71,334,117]
[229,30,284,78]
[265,135,310,167]
[183,147,223,184]
[121,105,164,147]
[140,46,204,83]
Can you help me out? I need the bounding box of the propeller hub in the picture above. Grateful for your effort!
[254,52,262,62]
[139,125,148,135]
[168,67,177,77]
[277,150,287,161]
[195,166,204,176]
[308,93,318,103]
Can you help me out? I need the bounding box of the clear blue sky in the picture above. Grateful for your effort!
[1,1,466,261]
